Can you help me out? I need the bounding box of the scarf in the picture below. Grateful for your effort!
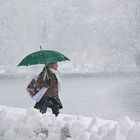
[49,68,61,92]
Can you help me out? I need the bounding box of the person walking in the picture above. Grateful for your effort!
[18,49,70,116]
[33,62,63,116]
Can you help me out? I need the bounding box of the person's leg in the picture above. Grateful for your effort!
[40,104,47,114]
[51,105,59,117]
[53,96,63,109]
[34,96,44,110]
[34,96,47,114]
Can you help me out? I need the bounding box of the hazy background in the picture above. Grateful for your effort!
[0,0,140,74]
[1,0,140,121]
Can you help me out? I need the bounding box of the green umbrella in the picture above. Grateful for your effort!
[18,50,70,66]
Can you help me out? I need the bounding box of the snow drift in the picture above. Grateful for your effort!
[0,106,140,140]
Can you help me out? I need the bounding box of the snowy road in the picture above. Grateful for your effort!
[0,74,140,121]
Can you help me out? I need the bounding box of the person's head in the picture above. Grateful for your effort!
[48,63,58,70]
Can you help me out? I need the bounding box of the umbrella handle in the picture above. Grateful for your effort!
[40,45,49,81]
[40,45,43,50]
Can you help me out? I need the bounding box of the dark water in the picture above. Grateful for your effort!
[0,75,140,121]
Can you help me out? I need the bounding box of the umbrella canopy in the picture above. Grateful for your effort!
[18,50,70,66]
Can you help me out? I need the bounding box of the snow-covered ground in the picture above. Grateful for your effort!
[0,105,140,140]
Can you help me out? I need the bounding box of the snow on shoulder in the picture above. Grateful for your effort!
[0,106,140,140]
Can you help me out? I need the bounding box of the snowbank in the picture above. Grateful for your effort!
[0,106,140,140]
